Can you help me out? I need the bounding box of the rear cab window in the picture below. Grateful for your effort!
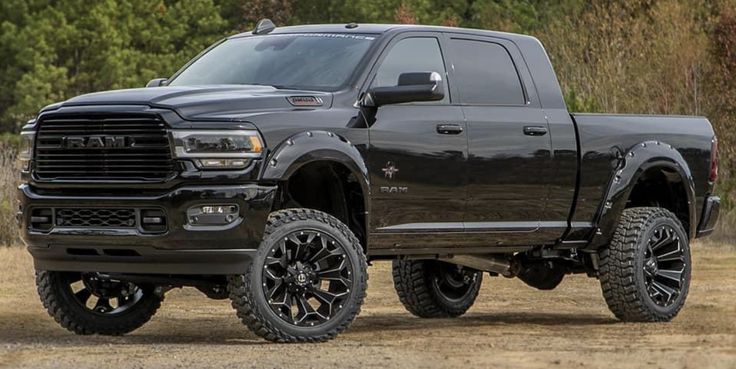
[448,38,526,105]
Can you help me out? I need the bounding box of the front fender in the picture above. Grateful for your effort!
[587,141,696,249]
[260,130,370,198]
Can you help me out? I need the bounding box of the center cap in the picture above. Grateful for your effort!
[296,272,308,285]
[645,258,658,275]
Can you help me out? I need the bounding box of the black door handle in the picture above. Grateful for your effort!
[437,124,463,135]
[523,126,548,136]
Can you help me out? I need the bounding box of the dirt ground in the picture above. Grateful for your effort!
[0,243,734,369]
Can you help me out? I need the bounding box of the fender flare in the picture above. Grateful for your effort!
[588,140,697,249]
[260,130,371,211]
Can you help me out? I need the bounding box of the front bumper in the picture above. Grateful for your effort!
[696,195,720,238]
[18,183,276,274]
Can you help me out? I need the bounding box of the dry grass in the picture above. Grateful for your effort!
[0,143,20,247]
[710,209,736,244]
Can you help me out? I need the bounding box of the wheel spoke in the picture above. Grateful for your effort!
[266,278,285,300]
[656,268,684,283]
[651,228,675,251]
[294,295,320,323]
[264,267,281,281]
[269,289,291,309]
[265,255,285,268]
[316,258,346,277]
[311,248,343,265]
[74,288,92,303]
[655,246,683,263]
[307,236,330,264]
[288,234,305,260]
[304,231,317,250]
[651,280,677,303]
[94,298,113,313]
[311,287,346,306]
[316,259,351,287]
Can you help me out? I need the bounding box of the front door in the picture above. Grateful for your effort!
[366,34,468,251]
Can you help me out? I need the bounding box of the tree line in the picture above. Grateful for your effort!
[1,0,734,209]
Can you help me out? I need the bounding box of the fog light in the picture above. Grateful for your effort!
[187,204,240,226]
[142,217,164,224]
[140,209,167,233]
[30,208,53,231]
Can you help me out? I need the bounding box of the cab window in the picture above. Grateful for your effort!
[449,38,525,105]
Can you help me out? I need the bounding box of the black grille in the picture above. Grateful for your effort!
[34,114,174,181]
[55,208,136,228]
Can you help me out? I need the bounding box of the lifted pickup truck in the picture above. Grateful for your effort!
[18,20,720,342]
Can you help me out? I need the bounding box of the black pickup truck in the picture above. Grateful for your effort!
[18,21,720,342]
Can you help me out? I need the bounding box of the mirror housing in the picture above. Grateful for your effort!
[363,72,444,107]
[146,78,168,88]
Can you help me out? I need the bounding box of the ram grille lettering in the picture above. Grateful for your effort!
[61,136,134,149]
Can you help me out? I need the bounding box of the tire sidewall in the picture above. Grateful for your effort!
[633,214,692,317]
[247,217,366,337]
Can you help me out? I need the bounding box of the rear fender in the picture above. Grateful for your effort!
[587,141,696,249]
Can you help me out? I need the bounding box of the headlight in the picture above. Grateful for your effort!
[19,131,35,171]
[171,130,264,169]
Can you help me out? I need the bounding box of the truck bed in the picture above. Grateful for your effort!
[570,113,715,231]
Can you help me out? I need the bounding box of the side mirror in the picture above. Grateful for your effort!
[146,78,168,88]
[363,72,444,107]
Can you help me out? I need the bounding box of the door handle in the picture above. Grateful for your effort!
[523,126,548,136]
[436,124,463,135]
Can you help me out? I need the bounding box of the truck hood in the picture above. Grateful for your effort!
[52,85,333,121]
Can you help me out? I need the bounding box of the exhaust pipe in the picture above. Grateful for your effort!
[440,254,519,277]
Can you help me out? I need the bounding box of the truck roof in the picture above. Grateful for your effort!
[231,23,537,43]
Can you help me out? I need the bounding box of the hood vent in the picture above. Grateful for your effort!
[287,96,324,107]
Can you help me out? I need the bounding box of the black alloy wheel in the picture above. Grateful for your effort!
[36,270,162,335]
[262,229,354,326]
[68,273,146,315]
[430,262,480,301]
[642,224,687,307]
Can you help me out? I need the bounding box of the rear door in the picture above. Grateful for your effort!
[366,33,468,251]
[446,34,556,246]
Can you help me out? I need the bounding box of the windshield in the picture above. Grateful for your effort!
[168,33,376,91]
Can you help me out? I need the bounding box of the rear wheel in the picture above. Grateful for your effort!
[36,271,162,335]
[599,207,691,322]
[392,260,482,318]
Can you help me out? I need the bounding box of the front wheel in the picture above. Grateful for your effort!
[36,271,162,335]
[599,207,691,322]
[228,209,367,343]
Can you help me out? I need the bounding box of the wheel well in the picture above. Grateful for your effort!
[626,166,690,236]
[272,161,367,250]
